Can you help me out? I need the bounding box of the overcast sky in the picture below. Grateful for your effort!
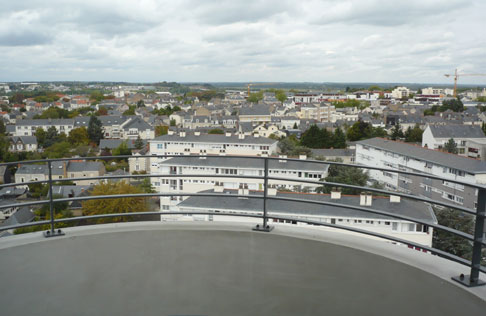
[1,0,486,84]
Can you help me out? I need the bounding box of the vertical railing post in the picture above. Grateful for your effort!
[452,187,485,287]
[253,156,273,232]
[44,160,64,238]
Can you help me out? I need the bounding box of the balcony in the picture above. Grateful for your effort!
[0,155,485,315]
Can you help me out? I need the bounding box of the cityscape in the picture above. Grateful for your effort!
[1,0,486,314]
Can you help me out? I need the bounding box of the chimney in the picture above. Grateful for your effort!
[238,188,249,198]
[331,187,341,200]
[390,195,401,203]
[299,154,307,160]
[360,192,372,206]
[267,187,277,196]
[63,162,67,178]
[214,183,224,193]
[225,132,231,137]
[194,131,200,136]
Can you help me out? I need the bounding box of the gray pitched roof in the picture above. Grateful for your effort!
[16,119,74,126]
[162,156,329,172]
[239,105,270,116]
[100,139,147,149]
[428,124,485,139]
[121,116,153,131]
[49,185,93,198]
[178,189,436,223]
[9,136,37,145]
[152,132,277,145]
[358,138,486,174]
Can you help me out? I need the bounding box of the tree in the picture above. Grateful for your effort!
[137,100,145,108]
[35,128,47,147]
[248,91,263,103]
[68,127,90,146]
[82,181,149,223]
[404,124,423,143]
[0,120,5,135]
[155,125,168,137]
[138,178,155,193]
[390,122,404,140]
[332,127,346,148]
[44,126,59,148]
[346,121,373,141]
[444,138,458,154]
[112,141,132,157]
[87,115,103,145]
[275,90,287,103]
[441,99,464,112]
[292,122,298,129]
[208,128,224,134]
[170,119,176,126]
[123,105,136,116]
[134,136,144,150]
[96,107,108,116]
[317,164,369,195]
[433,207,474,260]
[43,141,71,158]
[301,125,324,148]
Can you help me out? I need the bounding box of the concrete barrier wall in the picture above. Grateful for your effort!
[0,222,485,316]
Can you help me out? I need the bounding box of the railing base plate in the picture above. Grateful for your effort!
[43,230,65,238]
[252,224,274,232]
[452,275,486,287]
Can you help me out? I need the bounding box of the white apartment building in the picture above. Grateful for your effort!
[170,189,436,247]
[356,137,486,211]
[421,87,444,95]
[422,124,486,159]
[391,87,410,99]
[14,119,74,136]
[152,156,329,210]
[149,131,278,160]
[298,103,336,122]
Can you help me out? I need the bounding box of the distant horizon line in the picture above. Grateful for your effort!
[2,80,486,87]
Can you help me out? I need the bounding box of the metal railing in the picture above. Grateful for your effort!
[0,154,484,287]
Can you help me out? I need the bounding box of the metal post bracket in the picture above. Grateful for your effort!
[43,229,65,238]
[252,224,274,232]
[452,274,486,287]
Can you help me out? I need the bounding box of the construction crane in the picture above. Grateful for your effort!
[247,83,277,96]
[444,69,486,97]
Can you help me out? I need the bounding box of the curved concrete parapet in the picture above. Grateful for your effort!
[0,222,485,316]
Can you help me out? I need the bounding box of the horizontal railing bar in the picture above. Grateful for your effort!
[268,176,478,215]
[1,192,480,246]
[2,154,483,189]
[1,210,480,272]
[2,174,475,216]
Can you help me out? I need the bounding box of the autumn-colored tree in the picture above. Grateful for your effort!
[68,127,90,146]
[82,181,149,223]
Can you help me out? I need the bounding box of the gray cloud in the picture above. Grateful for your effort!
[0,0,485,83]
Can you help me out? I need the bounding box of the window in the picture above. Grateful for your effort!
[392,222,398,231]
[157,144,163,149]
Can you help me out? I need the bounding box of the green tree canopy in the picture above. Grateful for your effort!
[317,164,369,195]
[444,138,458,154]
[87,115,103,145]
[208,128,224,134]
[404,124,423,143]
